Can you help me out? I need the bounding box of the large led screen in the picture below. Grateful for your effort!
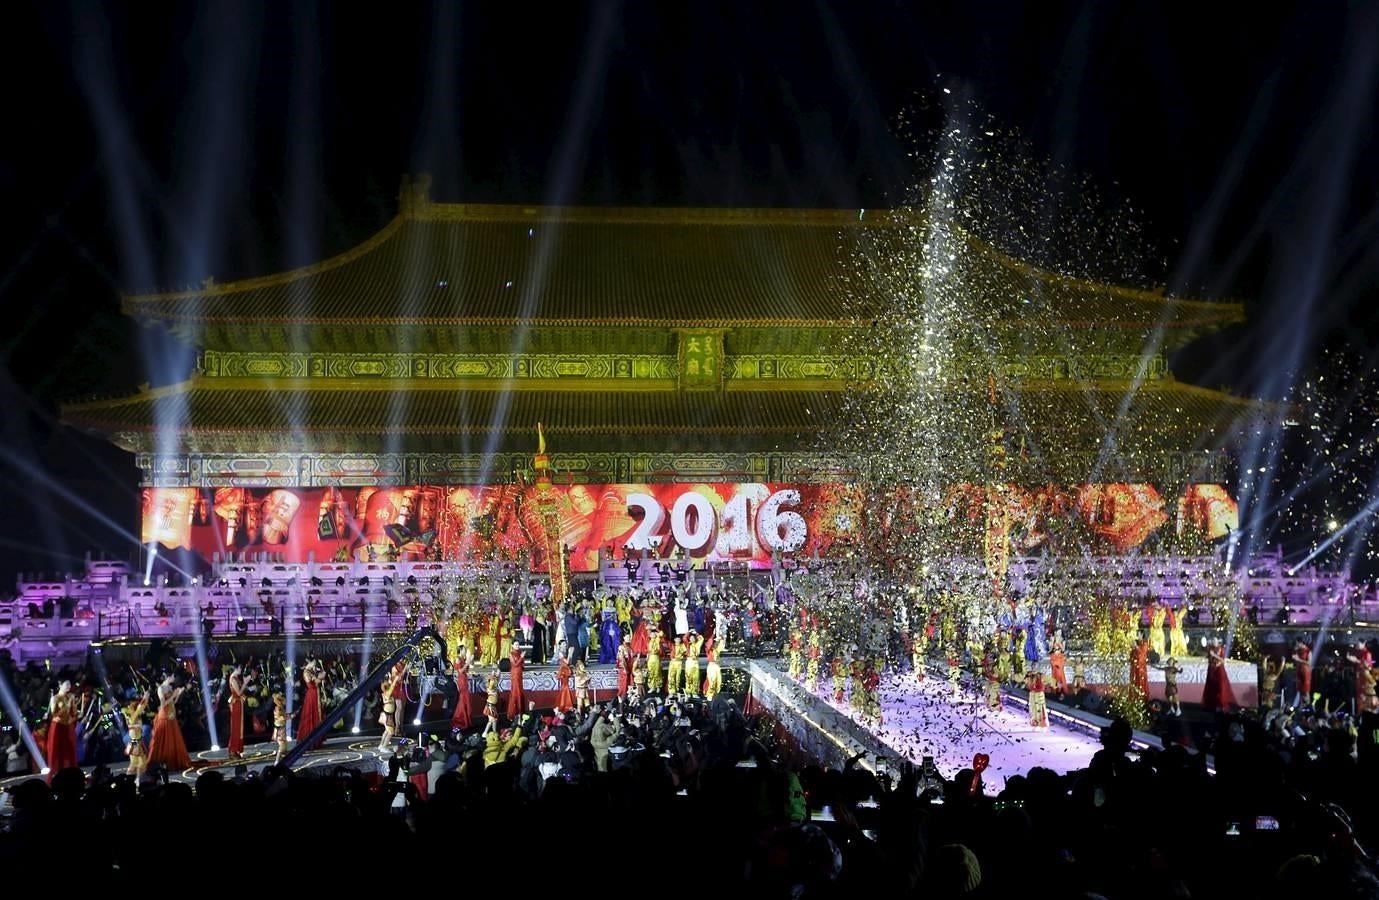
[142,482,1238,571]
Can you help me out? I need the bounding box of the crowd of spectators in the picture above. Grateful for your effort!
[6,662,1379,898]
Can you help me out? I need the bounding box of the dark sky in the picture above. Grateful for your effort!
[1,1,1377,585]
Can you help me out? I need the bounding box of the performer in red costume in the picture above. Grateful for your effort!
[1200,638,1236,711]
[1049,638,1068,697]
[450,648,473,731]
[147,674,191,772]
[555,655,575,712]
[1130,638,1150,698]
[296,659,324,751]
[226,667,250,760]
[45,680,82,780]
[1292,638,1312,707]
[505,643,526,720]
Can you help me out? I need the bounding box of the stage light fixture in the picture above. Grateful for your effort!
[235,617,248,636]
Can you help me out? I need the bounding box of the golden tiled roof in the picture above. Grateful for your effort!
[121,203,1243,331]
[62,377,1269,457]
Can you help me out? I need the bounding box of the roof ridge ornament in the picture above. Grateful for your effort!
[398,173,433,216]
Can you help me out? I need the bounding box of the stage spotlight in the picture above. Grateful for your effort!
[336,575,346,587]
[40,767,50,776]
[211,744,220,752]
[359,576,370,587]
[351,725,360,734]
[235,617,248,636]
[407,575,417,586]
[261,577,272,588]
[413,716,421,726]
[302,615,314,636]
[310,576,323,587]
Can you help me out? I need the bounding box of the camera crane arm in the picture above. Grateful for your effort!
[281,625,448,769]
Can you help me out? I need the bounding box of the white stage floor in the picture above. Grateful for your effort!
[813,671,1105,794]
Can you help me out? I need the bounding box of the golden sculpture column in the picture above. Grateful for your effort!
[533,423,569,618]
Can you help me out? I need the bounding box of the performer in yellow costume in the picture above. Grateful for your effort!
[1149,602,1167,661]
[646,625,663,694]
[666,636,686,695]
[703,641,722,701]
[849,654,865,711]
[683,634,703,697]
[912,621,929,680]
[124,693,150,783]
[787,627,803,681]
[1167,605,1189,659]
[805,630,821,693]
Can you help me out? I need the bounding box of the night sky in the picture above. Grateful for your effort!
[1,2,1376,586]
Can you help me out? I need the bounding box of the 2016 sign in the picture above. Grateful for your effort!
[624,487,807,556]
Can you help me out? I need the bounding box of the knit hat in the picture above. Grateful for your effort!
[929,843,982,894]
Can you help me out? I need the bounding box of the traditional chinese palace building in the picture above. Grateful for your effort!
[61,176,1260,573]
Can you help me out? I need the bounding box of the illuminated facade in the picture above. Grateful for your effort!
[63,176,1261,572]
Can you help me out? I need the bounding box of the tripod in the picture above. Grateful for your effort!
[964,664,1018,746]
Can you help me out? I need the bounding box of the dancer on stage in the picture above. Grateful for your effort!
[704,641,722,702]
[1130,637,1150,699]
[631,654,648,705]
[450,648,473,731]
[861,662,881,724]
[805,629,821,693]
[555,655,575,712]
[1167,604,1189,659]
[297,659,324,751]
[147,674,191,772]
[982,651,1002,711]
[271,692,288,765]
[378,661,406,751]
[506,642,526,719]
[1049,637,1068,697]
[684,633,703,697]
[646,623,664,694]
[1201,638,1236,711]
[1260,655,1282,709]
[124,692,150,782]
[911,609,930,679]
[1292,638,1312,708]
[666,634,686,696]
[1026,671,1048,728]
[227,667,250,760]
[787,627,803,681]
[1148,601,1167,661]
[45,680,82,781]
[1156,657,1183,716]
[831,651,847,704]
[574,659,592,713]
[616,632,633,705]
[482,670,501,732]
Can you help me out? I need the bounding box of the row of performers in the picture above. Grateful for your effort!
[389,634,730,746]
[450,597,737,669]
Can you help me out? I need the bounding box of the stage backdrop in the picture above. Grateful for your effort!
[141,482,1238,572]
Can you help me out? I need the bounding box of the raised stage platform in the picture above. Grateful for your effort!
[745,659,1209,793]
